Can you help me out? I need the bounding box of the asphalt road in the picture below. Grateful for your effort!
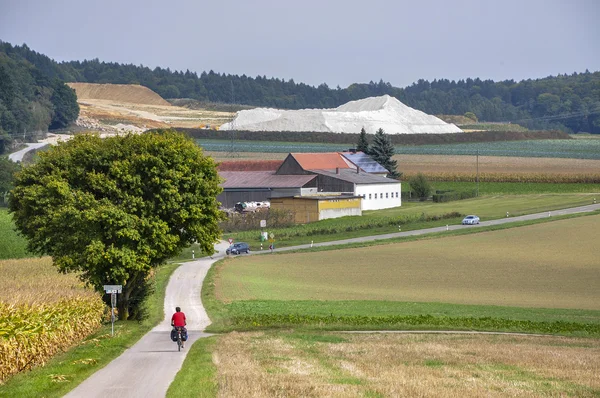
[64,203,600,397]
[8,142,48,162]
[64,240,230,398]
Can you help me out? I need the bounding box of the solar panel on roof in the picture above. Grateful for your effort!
[341,152,388,173]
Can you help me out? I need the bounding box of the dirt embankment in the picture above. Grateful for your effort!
[68,83,171,106]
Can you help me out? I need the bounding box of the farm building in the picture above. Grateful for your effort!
[217,152,401,214]
[270,195,362,223]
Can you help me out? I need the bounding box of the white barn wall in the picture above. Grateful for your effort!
[355,183,401,210]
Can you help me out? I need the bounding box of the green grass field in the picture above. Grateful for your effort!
[0,208,30,259]
[425,181,600,194]
[198,137,600,159]
[207,215,600,335]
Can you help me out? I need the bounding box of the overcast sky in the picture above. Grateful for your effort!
[1,0,598,88]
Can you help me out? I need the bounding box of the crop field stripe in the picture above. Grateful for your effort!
[198,138,600,159]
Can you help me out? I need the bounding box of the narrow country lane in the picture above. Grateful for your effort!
[64,240,231,398]
[63,203,600,397]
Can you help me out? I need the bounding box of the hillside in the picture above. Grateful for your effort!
[68,83,171,106]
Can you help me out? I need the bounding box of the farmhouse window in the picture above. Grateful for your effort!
[386,193,389,198]
[369,194,371,199]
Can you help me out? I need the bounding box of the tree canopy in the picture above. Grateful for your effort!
[370,128,401,180]
[9,130,224,319]
[356,127,370,153]
[0,156,20,205]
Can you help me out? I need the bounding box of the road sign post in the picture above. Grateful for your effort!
[103,285,122,336]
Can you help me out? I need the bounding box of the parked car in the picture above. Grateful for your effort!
[462,215,480,225]
[226,242,250,255]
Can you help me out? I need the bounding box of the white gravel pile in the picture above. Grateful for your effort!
[220,95,462,134]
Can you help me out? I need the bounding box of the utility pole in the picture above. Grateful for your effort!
[476,150,479,197]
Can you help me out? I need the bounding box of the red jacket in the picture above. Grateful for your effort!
[171,312,186,327]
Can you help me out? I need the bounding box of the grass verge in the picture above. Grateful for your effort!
[166,336,218,398]
[0,262,180,397]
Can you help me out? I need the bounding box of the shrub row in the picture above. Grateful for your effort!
[232,212,462,241]
[230,313,600,336]
[0,296,105,382]
[220,208,295,233]
[433,190,478,203]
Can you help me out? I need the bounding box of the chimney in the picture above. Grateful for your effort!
[356,167,360,174]
[336,167,340,174]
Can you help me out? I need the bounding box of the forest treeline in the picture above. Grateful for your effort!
[0,42,79,153]
[1,41,599,144]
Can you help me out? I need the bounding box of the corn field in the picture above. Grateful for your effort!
[0,297,104,382]
[0,258,105,383]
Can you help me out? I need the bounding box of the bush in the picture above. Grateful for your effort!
[220,208,294,232]
[432,190,478,203]
[408,173,432,201]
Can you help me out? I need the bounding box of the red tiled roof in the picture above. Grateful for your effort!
[291,153,352,170]
[220,171,316,188]
[218,160,283,171]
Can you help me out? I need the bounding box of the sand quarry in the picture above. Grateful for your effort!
[67,83,235,134]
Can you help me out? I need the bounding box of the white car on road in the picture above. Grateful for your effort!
[462,215,480,225]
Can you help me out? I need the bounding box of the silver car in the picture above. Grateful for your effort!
[462,215,480,225]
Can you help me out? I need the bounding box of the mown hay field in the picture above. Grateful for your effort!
[213,331,600,397]
[217,215,600,310]
[0,258,104,382]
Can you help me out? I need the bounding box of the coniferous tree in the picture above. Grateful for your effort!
[370,128,401,179]
[356,127,369,154]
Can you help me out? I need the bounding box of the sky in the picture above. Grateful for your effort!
[1,0,599,89]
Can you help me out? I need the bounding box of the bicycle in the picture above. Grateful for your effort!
[173,326,184,351]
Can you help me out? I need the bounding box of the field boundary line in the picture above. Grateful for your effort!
[341,330,560,337]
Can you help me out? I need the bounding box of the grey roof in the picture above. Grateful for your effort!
[309,169,400,184]
[220,171,316,189]
[341,152,389,174]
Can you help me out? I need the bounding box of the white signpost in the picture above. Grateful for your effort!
[103,285,122,336]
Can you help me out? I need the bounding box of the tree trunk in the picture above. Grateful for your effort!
[118,288,131,321]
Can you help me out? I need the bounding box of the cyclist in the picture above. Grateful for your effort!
[171,306,187,348]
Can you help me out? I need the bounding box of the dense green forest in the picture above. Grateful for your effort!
[63,62,600,134]
[1,41,599,138]
[0,42,79,153]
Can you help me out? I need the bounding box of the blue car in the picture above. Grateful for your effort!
[226,242,250,255]
[462,215,480,225]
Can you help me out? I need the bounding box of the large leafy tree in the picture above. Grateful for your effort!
[9,130,224,320]
[370,128,401,179]
[356,127,370,154]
